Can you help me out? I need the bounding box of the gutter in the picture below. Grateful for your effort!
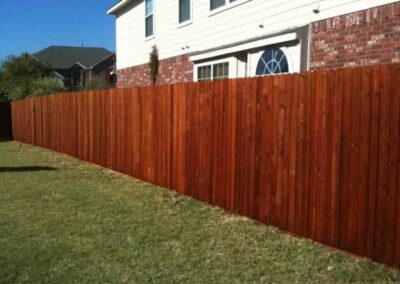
[107,0,133,15]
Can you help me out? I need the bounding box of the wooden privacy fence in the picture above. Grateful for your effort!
[0,102,13,140]
[11,64,400,268]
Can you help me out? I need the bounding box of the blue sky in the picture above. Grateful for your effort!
[0,0,117,60]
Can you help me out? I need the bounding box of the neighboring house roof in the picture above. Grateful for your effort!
[33,46,114,70]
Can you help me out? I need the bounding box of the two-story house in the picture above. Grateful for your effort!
[108,0,400,87]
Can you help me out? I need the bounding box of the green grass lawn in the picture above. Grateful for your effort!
[0,141,399,283]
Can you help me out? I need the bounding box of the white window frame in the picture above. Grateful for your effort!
[194,57,237,82]
[178,0,193,28]
[145,0,155,40]
[209,0,251,16]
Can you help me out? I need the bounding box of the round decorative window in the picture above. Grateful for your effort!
[256,48,289,76]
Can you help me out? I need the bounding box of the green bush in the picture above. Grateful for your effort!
[5,77,34,101]
[85,75,106,90]
[0,72,8,102]
[0,53,65,101]
[31,77,66,97]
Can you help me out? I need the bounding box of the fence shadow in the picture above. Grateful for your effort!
[0,166,57,173]
[0,102,13,140]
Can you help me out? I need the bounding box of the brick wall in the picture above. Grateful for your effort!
[311,2,400,70]
[117,54,193,88]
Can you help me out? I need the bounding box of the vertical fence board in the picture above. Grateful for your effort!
[257,76,274,224]
[357,67,372,256]
[384,64,400,266]
[339,68,353,251]
[394,64,400,269]
[211,80,228,208]
[365,66,381,260]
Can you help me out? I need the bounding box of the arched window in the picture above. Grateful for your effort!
[256,48,289,76]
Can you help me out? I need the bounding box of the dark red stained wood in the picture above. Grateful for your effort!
[257,75,274,224]
[315,70,328,244]
[308,71,319,240]
[374,65,392,266]
[382,64,400,266]
[253,77,263,220]
[158,84,172,188]
[184,83,197,198]
[394,64,400,269]
[117,89,125,174]
[198,81,214,203]
[235,78,257,218]
[211,80,229,208]
[339,68,353,251]
[365,66,381,260]
[225,79,237,212]
[272,75,289,228]
[287,74,299,232]
[171,83,186,194]
[10,64,400,269]
[130,87,141,178]
[356,67,372,256]
[351,68,363,255]
[296,73,312,237]
[329,69,344,247]
[321,70,335,246]
[281,74,292,229]
[263,75,279,225]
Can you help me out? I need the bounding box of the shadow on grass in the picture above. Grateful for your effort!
[0,166,57,173]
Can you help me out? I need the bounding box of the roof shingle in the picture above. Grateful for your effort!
[33,46,114,70]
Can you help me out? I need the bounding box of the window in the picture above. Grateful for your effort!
[256,48,289,76]
[145,0,154,37]
[198,66,212,81]
[213,63,229,80]
[210,0,238,10]
[197,62,229,81]
[210,0,225,10]
[179,0,191,23]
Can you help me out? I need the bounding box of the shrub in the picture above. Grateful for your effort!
[85,75,106,90]
[31,77,66,97]
[0,53,65,101]
[149,45,159,85]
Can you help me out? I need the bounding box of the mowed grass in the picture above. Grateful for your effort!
[0,141,399,283]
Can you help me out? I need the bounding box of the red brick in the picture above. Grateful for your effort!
[311,2,400,70]
[117,54,193,88]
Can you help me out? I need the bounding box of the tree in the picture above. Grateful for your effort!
[0,71,8,102]
[149,45,159,85]
[1,53,51,79]
[0,53,65,101]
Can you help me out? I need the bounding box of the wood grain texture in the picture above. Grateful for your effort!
[10,64,400,268]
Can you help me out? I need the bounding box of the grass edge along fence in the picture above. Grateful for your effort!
[11,64,400,269]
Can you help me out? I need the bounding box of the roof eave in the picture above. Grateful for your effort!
[107,0,132,15]
[89,53,115,69]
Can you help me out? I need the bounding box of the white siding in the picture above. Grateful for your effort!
[114,0,399,70]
